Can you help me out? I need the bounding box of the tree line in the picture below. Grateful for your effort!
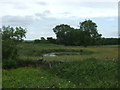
[53,20,102,46]
[33,20,119,46]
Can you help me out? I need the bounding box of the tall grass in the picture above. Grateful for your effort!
[2,43,119,88]
[18,43,118,61]
[3,58,119,88]
[46,58,119,88]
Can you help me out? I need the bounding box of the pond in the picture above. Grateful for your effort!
[43,52,82,56]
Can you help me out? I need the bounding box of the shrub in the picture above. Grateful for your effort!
[48,58,118,88]
[3,59,17,69]
[1,26,26,69]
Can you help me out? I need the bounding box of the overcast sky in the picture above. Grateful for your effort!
[0,0,119,40]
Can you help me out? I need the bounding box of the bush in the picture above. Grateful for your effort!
[2,39,18,60]
[3,59,17,69]
[17,59,37,67]
[1,26,26,69]
[48,58,118,88]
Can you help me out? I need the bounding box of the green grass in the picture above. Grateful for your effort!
[18,43,118,61]
[3,67,76,88]
[2,43,119,88]
[48,58,119,88]
[3,58,119,88]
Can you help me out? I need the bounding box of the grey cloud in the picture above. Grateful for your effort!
[63,12,71,15]
[35,10,56,20]
[36,1,47,5]
[36,10,51,16]
[0,1,29,10]
[35,13,47,20]
[44,10,51,14]
[13,4,29,9]
[80,2,117,8]
[63,1,117,9]
[2,15,35,27]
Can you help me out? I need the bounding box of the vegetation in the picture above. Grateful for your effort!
[34,20,118,46]
[18,43,118,61]
[53,20,104,46]
[1,19,119,88]
[3,58,118,88]
[49,58,118,88]
[1,26,26,68]
[2,43,119,88]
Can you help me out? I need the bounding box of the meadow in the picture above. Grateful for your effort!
[18,43,118,61]
[2,43,119,88]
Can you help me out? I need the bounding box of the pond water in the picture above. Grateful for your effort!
[43,52,81,56]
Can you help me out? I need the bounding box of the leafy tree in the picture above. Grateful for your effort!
[70,29,84,46]
[53,20,102,46]
[53,24,74,45]
[34,39,40,43]
[1,26,26,60]
[79,20,102,45]
[47,37,57,44]
[41,37,46,41]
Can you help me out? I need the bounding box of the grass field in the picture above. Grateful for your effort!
[18,43,118,61]
[2,43,119,88]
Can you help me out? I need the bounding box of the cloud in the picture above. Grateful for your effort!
[62,0,118,3]
[0,0,29,9]
[2,15,36,27]
[0,0,118,39]
[36,1,47,5]
[13,4,29,9]
[35,10,51,17]
[35,10,57,20]
[0,0,118,18]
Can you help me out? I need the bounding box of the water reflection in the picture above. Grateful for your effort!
[43,52,81,57]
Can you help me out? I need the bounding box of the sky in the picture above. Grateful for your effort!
[0,0,119,40]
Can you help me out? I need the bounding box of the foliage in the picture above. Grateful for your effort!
[49,58,118,88]
[53,24,74,45]
[2,59,18,69]
[34,39,41,43]
[79,20,102,45]
[18,43,118,61]
[34,39,49,44]
[41,37,46,40]
[53,20,102,46]
[1,26,26,68]
[99,38,119,45]
[3,67,75,88]
[2,42,119,88]
[3,58,119,88]
[2,26,26,41]
[47,37,57,44]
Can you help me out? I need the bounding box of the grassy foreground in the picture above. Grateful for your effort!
[3,58,119,88]
[2,43,119,88]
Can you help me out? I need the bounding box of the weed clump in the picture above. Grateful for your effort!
[48,58,118,88]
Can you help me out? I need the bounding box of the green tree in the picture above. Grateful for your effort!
[53,24,74,45]
[79,20,102,45]
[53,20,102,46]
[70,29,84,46]
[1,26,26,60]
[41,37,46,41]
